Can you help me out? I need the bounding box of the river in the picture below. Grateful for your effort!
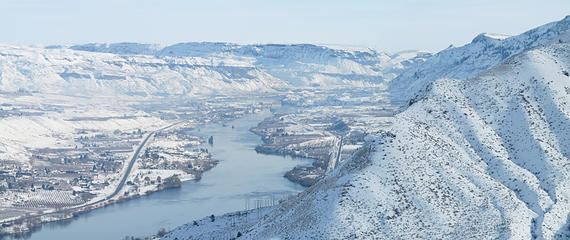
[21,110,310,240]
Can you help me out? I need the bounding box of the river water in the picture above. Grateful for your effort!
[22,110,310,240]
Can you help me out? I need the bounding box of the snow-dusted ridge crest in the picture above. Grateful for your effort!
[68,42,379,58]
[164,42,570,239]
[390,15,570,105]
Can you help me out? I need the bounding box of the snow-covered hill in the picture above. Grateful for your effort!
[69,42,432,89]
[390,16,570,105]
[0,43,430,98]
[0,44,285,97]
[164,42,570,239]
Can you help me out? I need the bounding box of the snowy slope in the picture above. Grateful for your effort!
[0,44,286,97]
[165,43,570,239]
[390,15,570,105]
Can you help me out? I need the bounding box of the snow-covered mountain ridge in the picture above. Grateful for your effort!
[0,44,284,97]
[390,15,570,105]
[0,43,430,98]
[69,42,432,88]
[164,42,570,240]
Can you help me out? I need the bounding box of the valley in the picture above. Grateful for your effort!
[0,14,569,240]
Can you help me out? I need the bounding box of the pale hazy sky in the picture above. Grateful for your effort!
[1,0,569,52]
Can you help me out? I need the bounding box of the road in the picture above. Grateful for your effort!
[105,131,154,200]
[326,135,344,173]
[106,121,181,200]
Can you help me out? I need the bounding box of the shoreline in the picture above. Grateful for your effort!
[249,128,325,187]
[0,176,187,239]
[0,109,310,239]
[0,120,215,239]
[253,145,321,187]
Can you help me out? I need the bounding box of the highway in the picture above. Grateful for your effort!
[105,131,154,200]
[105,121,181,200]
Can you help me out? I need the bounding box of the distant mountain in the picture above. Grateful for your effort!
[166,41,570,240]
[0,44,285,97]
[390,15,570,105]
[68,42,166,55]
[70,42,432,88]
[0,43,430,97]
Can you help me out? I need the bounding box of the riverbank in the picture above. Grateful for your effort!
[0,122,213,239]
[249,110,367,188]
[2,110,310,240]
[253,145,324,187]
[1,117,228,238]
[249,115,339,187]
[0,173,186,239]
